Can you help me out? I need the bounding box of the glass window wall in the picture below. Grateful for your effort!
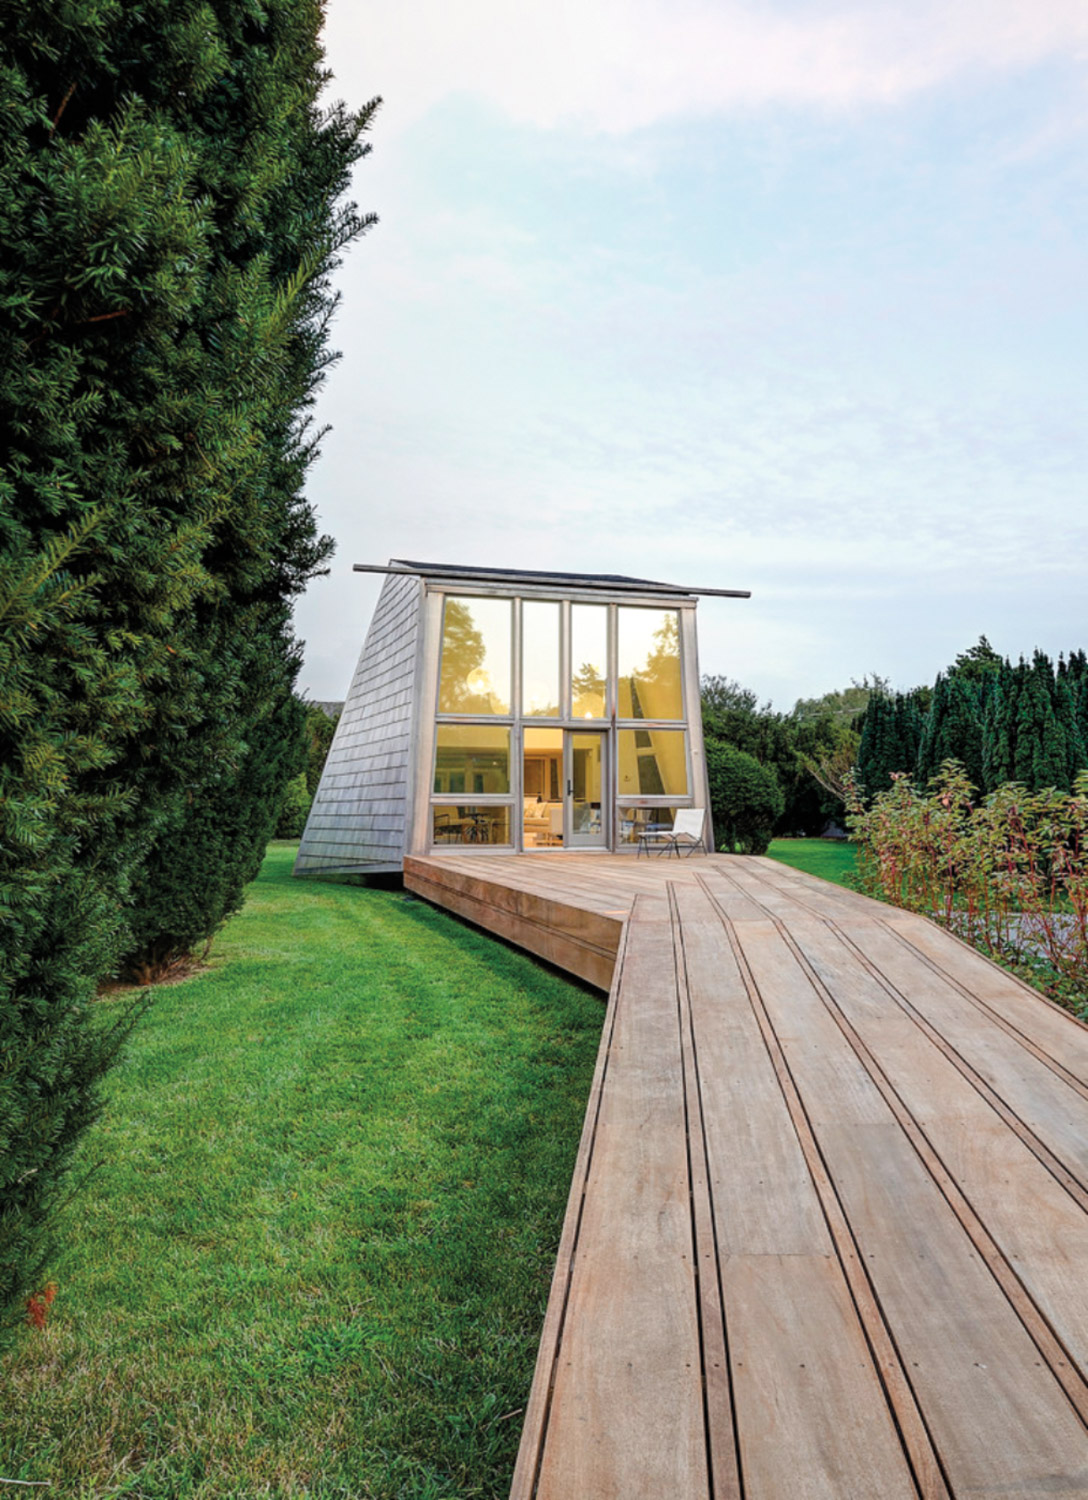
[433,725,510,795]
[522,600,561,717]
[617,728,688,797]
[430,592,696,853]
[617,807,679,846]
[617,607,683,720]
[432,805,512,845]
[571,604,608,719]
[437,597,511,715]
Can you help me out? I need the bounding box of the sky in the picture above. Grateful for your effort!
[293,0,1088,712]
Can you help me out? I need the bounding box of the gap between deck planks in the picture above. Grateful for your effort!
[407,854,1088,1498]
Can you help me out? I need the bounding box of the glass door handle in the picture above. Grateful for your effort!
[566,780,573,796]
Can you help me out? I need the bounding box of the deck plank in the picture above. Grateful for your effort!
[533,898,709,1500]
[405,854,1088,1498]
[508,913,630,1500]
[883,917,1088,1087]
[673,884,919,1500]
[733,916,1088,1496]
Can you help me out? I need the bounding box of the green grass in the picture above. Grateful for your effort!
[767,837,857,885]
[1,845,605,1499]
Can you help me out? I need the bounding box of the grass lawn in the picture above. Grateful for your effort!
[767,837,857,885]
[1,844,604,1499]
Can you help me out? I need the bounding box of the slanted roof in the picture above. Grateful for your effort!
[352,559,750,599]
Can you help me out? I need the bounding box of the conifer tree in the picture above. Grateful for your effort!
[0,0,376,1331]
[982,662,1016,791]
[949,634,1003,683]
[1054,663,1085,790]
[1068,652,1088,764]
[916,675,950,786]
[857,693,922,798]
[1012,659,1039,786]
[917,674,984,790]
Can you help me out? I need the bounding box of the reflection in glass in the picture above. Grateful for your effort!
[617,729,688,797]
[617,608,683,720]
[522,601,561,717]
[432,804,512,845]
[571,604,607,719]
[433,725,510,794]
[438,597,511,715]
[522,727,563,847]
[570,732,606,846]
[617,807,678,845]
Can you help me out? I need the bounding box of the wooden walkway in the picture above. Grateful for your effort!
[405,853,1088,1499]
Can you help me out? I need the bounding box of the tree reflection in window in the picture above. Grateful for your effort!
[438,598,511,715]
[618,609,683,720]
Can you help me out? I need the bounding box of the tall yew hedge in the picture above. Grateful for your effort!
[0,0,375,1333]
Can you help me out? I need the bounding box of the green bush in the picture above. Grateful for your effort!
[276,771,313,840]
[706,739,785,855]
[125,694,308,977]
[0,2,374,1335]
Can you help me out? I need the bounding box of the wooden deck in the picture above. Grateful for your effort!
[405,852,1088,1499]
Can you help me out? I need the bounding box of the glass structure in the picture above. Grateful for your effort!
[571,605,608,719]
[522,601,561,717]
[617,608,683,720]
[430,592,699,853]
[437,597,511,715]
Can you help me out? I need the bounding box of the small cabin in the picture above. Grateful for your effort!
[294,560,746,877]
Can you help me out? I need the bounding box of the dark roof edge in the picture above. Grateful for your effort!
[351,561,751,600]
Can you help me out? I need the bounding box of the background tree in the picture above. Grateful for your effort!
[701,675,846,834]
[305,701,342,797]
[792,675,891,724]
[274,699,340,840]
[0,0,375,1333]
[948,634,1004,683]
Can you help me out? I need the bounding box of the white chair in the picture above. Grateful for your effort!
[637,808,708,858]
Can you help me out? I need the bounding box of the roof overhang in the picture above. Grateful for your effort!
[352,560,750,601]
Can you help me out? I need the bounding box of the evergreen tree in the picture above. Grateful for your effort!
[856,693,921,798]
[949,634,1003,683]
[982,661,1016,791]
[916,675,949,786]
[1012,658,1039,786]
[917,673,984,790]
[1054,663,1085,789]
[0,1,375,1332]
[1007,652,1077,792]
[1068,651,1088,766]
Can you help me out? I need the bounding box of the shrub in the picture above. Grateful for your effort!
[277,772,313,840]
[847,761,1088,1014]
[706,740,785,855]
[0,3,375,1335]
[305,703,340,796]
[124,693,308,978]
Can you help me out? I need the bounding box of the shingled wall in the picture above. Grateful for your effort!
[294,571,422,875]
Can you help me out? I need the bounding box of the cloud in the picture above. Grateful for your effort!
[327,0,1088,136]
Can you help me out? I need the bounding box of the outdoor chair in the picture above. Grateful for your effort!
[636,808,708,859]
